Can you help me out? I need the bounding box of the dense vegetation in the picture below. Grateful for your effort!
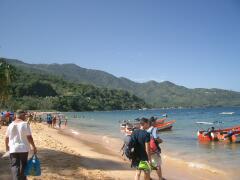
[0,59,16,107]
[4,58,240,108]
[0,59,148,111]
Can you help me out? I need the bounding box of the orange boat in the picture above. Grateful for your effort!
[197,123,240,142]
[154,120,176,131]
[155,118,167,124]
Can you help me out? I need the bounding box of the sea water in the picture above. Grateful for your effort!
[63,107,240,177]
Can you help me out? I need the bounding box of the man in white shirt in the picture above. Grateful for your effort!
[5,110,37,180]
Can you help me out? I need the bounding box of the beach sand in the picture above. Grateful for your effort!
[0,123,231,180]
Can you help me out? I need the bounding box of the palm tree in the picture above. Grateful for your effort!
[0,59,16,107]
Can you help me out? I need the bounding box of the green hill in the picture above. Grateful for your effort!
[4,57,240,108]
[1,58,147,111]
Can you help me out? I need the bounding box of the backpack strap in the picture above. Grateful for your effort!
[150,127,161,153]
[150,127,155,138]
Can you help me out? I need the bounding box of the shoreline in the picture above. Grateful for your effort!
[0,122,233,180]
[63,125,231,180]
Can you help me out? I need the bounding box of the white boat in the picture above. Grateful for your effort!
[219,112,235,115]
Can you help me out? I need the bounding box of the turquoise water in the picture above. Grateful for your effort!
[64,107,240,176]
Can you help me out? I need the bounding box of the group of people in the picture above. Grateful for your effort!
[26,112,42,125]
[0,111,14,128]
[46,113,68,128]
[121,117,165,180]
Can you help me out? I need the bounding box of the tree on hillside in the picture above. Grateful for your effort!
[0,59,16,107]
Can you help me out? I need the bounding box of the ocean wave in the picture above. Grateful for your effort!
[187,162,222,174]
[70,129,80,135]
[163,154,225,175]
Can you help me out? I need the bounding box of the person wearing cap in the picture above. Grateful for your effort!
[5,110,37,180]
[120,123,133,158]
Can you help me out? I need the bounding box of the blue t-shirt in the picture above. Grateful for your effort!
[131,129,150,161]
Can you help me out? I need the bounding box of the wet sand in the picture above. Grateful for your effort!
[0,123,231,180]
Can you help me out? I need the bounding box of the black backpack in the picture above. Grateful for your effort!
[124,135,136,159]
[126,132,147,168]
[124,135,141,167]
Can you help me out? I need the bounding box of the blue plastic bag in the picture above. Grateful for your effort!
[24,154,41,176]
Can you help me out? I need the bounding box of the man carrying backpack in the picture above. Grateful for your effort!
[5,110,37,180]
[121,123,133,158]
[130,118,151,180]
[148,118,165,180]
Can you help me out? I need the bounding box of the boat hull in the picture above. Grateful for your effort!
[197,125,240,143]
[155,120,176,131]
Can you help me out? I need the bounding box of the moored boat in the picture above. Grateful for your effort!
[155,117,167,124]
[197,123,240,143]
[219,112,235,115]
[120,117,176,134]
[155,120,176,131]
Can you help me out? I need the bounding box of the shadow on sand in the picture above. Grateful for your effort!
[0,152,12,180]
[1,148,131,180]
[38,148,130,171]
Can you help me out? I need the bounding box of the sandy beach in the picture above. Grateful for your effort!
[0,122,231,180]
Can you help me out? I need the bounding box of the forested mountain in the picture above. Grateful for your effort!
[1,58,147,111]
[5,57,240,107]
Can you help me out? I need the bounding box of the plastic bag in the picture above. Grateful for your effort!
[24,154,41,176]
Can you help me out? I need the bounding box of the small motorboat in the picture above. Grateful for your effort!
[155,117,167,124]
[216,129,240,143]
[155,120,176,131]
[219,112,235,115]
[120,117,176,134]
[196,121,240,143]
[119,120,140,132]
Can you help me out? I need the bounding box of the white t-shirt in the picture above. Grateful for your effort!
[6,121,32,153]
[147,126,159,139]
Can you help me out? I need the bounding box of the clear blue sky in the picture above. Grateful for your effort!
[1,0,240,91]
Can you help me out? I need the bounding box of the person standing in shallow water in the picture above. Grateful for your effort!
[5,110,37,180]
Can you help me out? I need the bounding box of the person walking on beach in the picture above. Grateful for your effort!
[64,116,68,127]
[5,110,37,180]
[27,113,33,125]
[47,114,52,128]
[121,123,133,159]
[52,115,57,128]
[58,114,62,128]
[130,118,151,180]
[0,112,3,129]
[148,118,165,180]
